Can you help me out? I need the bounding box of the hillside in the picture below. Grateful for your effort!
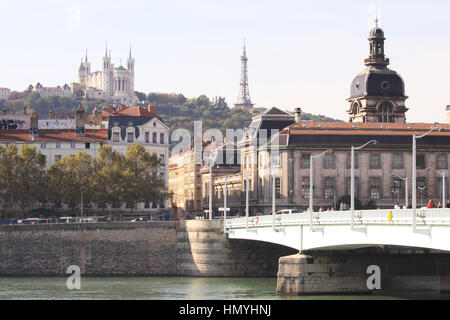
[1,90,343,132]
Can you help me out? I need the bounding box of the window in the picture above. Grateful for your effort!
[160,154,165,166]
[392,153,404,169]
[145,132,150,143]
[437,154,448,170]
[56,142,61,149]
[275,178,281,199]
[40,142,46,149]
[301,177,310,199]
[54,155,62,162]
[160,133,164,144]
[323,153,335,169]
[370,153,381,169]
[70,143,76,149]
[346,153,359,169]
[369,177,382,199]
[85,143,90,149]
[377,101,394,123]
[113,132,120,142]
[324,177,335,200]
[301,154,310,168]
[346,177,359,198]
[416,155,425,169]
[153,132,157,143]
[127,132,134,142]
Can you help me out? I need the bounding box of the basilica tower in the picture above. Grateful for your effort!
[347,20,408,123]
[102,43,113,96]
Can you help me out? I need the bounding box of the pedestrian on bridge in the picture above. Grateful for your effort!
[427,200,434,209]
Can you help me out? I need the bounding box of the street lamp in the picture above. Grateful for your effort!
[391,175,408,208]
[412,128,438,231]
[426,167,446,208]
[351,140,377,230]
[309,149,333,231]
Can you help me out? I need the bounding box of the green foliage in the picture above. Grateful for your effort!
[337,195,363,210]
[0,144,46,213]
[4,90,110,116]
[43,144,168,212]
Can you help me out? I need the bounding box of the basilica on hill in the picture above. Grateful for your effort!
[73,45,138,106]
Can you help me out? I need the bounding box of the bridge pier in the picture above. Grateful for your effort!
[276,253,371,295]
[276,250,450,295]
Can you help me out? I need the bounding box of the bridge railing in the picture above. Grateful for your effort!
[225,209,450,230]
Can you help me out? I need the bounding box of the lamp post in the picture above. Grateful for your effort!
[351,140,377,230]
[426,167,445,208]
[412,128,438,231]
[392,175,408,208]
[309,149,333,231]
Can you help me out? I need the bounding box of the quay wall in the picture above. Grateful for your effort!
[0,220,296,276]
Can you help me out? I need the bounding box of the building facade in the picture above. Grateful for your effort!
[0,88,11,100]
[0,105,169,214]
[76,47,137,106]
[194,23,450,216]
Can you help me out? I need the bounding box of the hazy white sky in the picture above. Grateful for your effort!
[0,0,449,123]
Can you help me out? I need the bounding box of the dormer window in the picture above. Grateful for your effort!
[127,132,134,142]
[113,132,120,142]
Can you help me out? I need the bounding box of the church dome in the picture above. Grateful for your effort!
[369,26,385,39]
[349,68,406,99]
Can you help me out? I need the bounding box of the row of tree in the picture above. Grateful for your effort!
[0,143,169,215]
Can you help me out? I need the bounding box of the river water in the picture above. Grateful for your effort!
[0,277,448,300]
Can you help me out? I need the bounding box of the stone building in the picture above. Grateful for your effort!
[0,105,169,214]
[0,88,11,100]
[196,23,450,216]
[76,46,137,106]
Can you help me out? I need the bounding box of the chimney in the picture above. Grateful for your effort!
[75,106,87,137]
[49,110,55,119]
[29,112,39,137]
[148,104,156,115]
[447,106,450,124]
[294,108,302,122]
[109,104,115,114]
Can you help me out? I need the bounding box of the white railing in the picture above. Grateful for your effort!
[225,209,450,230]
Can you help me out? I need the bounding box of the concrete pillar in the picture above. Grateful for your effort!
[276,253,371,295]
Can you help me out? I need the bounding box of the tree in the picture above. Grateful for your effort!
[120,143,167,211]
[135,91,147,103]
[91,145,125,209]
[337,195,363,210]
[45,152,95,209]
[0,144,46,215]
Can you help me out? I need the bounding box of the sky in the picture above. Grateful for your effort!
[0,0,449,123]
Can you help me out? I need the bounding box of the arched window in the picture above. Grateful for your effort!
[377,102,394,123]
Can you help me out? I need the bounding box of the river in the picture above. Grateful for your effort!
[1,277,450,300]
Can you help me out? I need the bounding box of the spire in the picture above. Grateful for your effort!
[105,41,108,57]
[375,0,379,27]
[85,49,88,62]
[129,43,132,58]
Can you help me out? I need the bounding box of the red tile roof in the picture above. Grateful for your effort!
[0,129,108,142]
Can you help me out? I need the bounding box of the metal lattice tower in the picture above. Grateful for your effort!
[235,40,254,108]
